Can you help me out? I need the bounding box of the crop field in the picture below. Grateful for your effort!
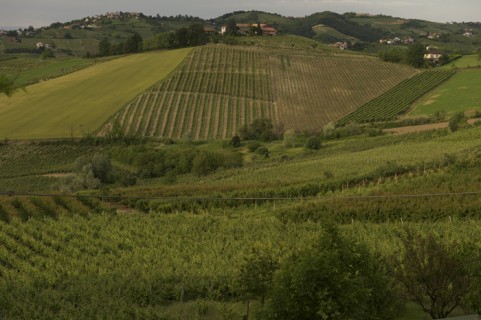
[0,211,479,318]
[410,69,481,116]
[0,57,105,86]
[337,70,455,125]
[103,45,415,140]
[0,195,106,222]
[0,48,191,139]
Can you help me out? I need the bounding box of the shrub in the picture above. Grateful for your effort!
[305,136,321,150]
[256,146,269,158]
[230,135,241,148]
[247,142,261,152]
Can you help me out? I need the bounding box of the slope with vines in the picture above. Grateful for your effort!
[336,70,456,126]
[101,44,416,140]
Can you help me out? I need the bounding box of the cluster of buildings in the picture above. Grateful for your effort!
[379,36,415,45]
[220,24,278,36]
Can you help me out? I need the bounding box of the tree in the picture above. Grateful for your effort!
[264,224,399,320]
[238,245,278,319]
[124,32,143,53]
[192,151,222,176]
[239,118,275,141]
[306,136,321,150]
[283,129,296,148]
[187,23,208,46]
[229,135,241,148]
[175,27,189,47]
[0,75,17,97]
[91,153,112,183]
[406,43,426,68]
[98,38,111,56]
[448,112,467,132]
[392,228,478,319]
[224,18,238,36]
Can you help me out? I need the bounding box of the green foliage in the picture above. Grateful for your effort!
[255,146,269,158]
[224,19,239,36]
[392,227,479,319]
[0,74,17,97]
[283,129,296,148]
[192,151,223,176]
[305,136,321,150]
[379,47,405,63]
[98,38,111,57]
[238,245,278,304]
[264,224,399,320]
[239,118,275,141]
[230,135,241,148]
[448,112,467,132]
[406,43,426,68]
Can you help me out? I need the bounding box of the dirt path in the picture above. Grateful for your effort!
[385,118,480,134]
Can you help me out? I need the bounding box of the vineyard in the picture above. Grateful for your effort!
[1,212,480,318]
[337,70,456,125]
[101,45,415,140]
[0,195,106,222]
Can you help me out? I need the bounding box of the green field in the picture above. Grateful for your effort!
[441,55,481,69]
[410,69,481,116]
[0,57,109,86]
[0,48,191,139]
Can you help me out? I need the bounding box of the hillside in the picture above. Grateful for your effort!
[0,48,191,139]
[99,41,415,140]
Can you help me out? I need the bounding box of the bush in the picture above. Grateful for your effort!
[449,112,467,132]
[247,142,261,152]
[255,146,269,158]
[239,118,276,141]
[283,129,296,148]
[192,151,223,176]
[229,135,241,148]
[305,136,321,150]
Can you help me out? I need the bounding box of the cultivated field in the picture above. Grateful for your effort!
[0,48,191,139]
[410,69,481,116]
[102,45,415,140]
[337,70,455,125]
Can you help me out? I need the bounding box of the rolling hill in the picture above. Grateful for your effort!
[99,41,416,140]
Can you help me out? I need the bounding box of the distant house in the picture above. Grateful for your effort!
[221,23,277,36]
[330,42,349,50]
[203,26,217,35]
[463,29,474,37]
[36,42,45,49]
[424,52,444,62]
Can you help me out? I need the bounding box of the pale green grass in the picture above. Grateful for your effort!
[409,69,481,116]
[0,48,192,139]
[441,55,481,69]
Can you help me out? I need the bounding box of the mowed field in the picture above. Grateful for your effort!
[0,48,191,139]
[409,69,481,116]
[102,45,416,140]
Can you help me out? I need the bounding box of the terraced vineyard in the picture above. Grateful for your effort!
[337,70,456,125]
[101,45,416,140]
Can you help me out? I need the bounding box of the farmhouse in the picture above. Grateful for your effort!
[330,42,349,50]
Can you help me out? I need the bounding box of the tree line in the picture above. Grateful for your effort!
[96,23,210,57]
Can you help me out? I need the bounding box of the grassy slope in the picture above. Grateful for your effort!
[410,69,481,116]
[441,54,481,69]
[0,48,191,139]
